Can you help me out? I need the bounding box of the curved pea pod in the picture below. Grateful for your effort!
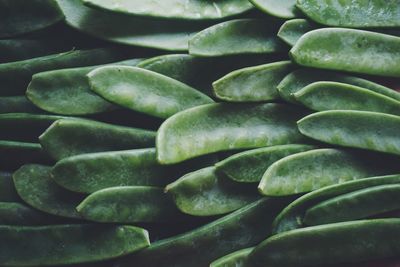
[0,96,41,114]
[82,0,253,20]
[304,184,400,226]
[216,144,316,183]
[0,172,19,202]
[212,61,294,102]
[39,119,155,160]
[248,219,400,267]
[272,174,400,234]
[298,110,400,156]
[0,224,149,266]
[249,0,299,19]
[0,0,64,38]
[88,66,214,119]
[278,19,317,46]
[116,198,289,267]
[157,103,308,164]
[296,0,400,28]
[57,0,212,51]
[259,148,400,196]
[210,247,253,267]
[290,28,400,78]
[13,164,84,219]
[165,167,259,216]
[0,202,50,225]
[294,81,400,115]
[189,19,287,57]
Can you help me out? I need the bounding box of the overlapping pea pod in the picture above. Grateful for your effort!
[157,103,309,164]
[0,96,41,114]
[277,19,317,46]
[249,0,300,19]
[210,247,253,267]
[259,148,400,196]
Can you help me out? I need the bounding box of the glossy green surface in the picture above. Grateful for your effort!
[249,0,299,18]
[0,202,49,225]
[298,111,400,156]
[39,119,155,160]
[216,144,316,183]
[0,96,41,114]
[259,148,400,196]
[213,61,293,102]
[157,103,308,164]
[210,247,253,267]
[189,19,286,56]
[277,19,316,46]
[290,28,400,78]
[89,66,213,119]
[0,224,149,266]
[0,171,19,202]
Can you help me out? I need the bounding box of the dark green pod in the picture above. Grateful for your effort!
[277,19,317,46]
[0,96,41,114]
[0,171,19,202]
[210,247,253,267]
[0,202,49,225]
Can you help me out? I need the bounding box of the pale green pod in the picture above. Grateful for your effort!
[249,0,299,18]
[277,19,317,46]
[0,171,19,202]
[210,247,253,267]
[0,202,50,225]
[212,61,294,102]
[298,110,400,156]
[290,28,400,78]
[259,148,400,196]
[0,96,41,114]
[157,103,308,164]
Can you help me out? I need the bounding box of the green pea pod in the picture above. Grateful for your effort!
[189,19,287,57]
[82,0,253,20]
[0,0,64,38]
[27,59,143,116]
[0,171,19,202]
[212,61,294,102]
[272,174,400,234]
[216,144,316,183]
[88,66,214,119]
[249,0,299,19]
[39,119,155,160]
[210,247,253,267]
[165,166,259,216]
[259,148,400,196]
[56,0,212,51]
[0,224,149,266]
[296,0,400,28]
[157,103,308,164]
[0,202,50,225]
[277,19,317,46]
[305,184,400,226]
[278,68,400,104]
[290,28,400,78]
[298,110,400,156]
[248,219,400,267]
[0,96,41,114]
[294,81,400,115]
[116,198,289,267]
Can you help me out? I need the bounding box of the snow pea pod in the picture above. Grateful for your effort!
[0,202,49,225]
[212,61,294,102]
[39,119,155,160]
[0,96,41,114]
[296,0,400,28]
[277,19,317,46]
[189,19,287,57]
[305,184,400,226]
[210,247,253,267]
[259,148,400,196]
[249,0,299,19]
[82,0,253,20]
[0,172,19,202]
[290,28,400,78]
[0,224,149,266]
[216,144,316,183]
[157,103,308,164]
[298,110,400,156]
[248,219,400,267]
[88,66,214,119]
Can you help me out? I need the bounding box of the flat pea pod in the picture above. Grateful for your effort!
[0,224,149,266]
[212,61,294,102]
[259,148,400,196]
[247,219,400,267]
[249,0,300,19]
[82,0,253,20]
[13,164,84,219]
[88,66,214,119]
[298,110,400,156]
[294,81,400,116]
[210,247,253,267]
[77,186,185,223]
[0,0,64,38]
[290,28,400,78]
[278,68,400,104]
[304,184,400,226]
[0,172,19,202]
[165,166,259,216]
[116,198,289,267]
[296,0,400,28]
[157,103,308,164]
[57,0,212,51]
[189,19,287,57]
[0,202,50,225]
[216,144,316,183]
[277,19,317,46]
[39,119,155,160]
[0,96,41,114]
[272,174,400,234]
